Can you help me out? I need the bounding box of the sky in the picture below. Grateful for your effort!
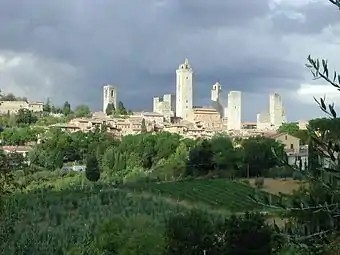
[0,0,340,121]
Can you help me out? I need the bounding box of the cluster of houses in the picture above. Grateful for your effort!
[0,106,314,171]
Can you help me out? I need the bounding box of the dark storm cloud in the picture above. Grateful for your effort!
[269,1,340,35]
[0,0,333,114]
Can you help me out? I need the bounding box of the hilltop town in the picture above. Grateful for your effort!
[0,58,308,140]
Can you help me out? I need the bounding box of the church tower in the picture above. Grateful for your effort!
[103,84,117,113]
[176,58,193,119]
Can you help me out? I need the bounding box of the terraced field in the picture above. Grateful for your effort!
[126,179,278,212]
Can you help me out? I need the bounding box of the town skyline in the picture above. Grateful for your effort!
[0,1,338,121]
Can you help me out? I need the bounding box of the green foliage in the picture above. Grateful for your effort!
[85,154,100,182]
[242,136,286,177]
[186,139,214,176]
[141,118,147,133]
[252,3,340,252]
[116,101,128,115]
[74,104,91,118]
[165,210,275,254]
[0,92,27,101]
[278,123,299,135]
[0,185,186,254]
[105,103,115,116]
[255,177,264,189]
[63,101,71,116]
[16,109,38,126]
[164,209,216,254]
[98,215,165,254]
[127,179,278,212]
[0,126,43,145]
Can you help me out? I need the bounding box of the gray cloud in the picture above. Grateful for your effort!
[0,0,338,121]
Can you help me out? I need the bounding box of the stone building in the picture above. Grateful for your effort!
[0,100,43,114]
[187,106,223,130]
[103,84,117,114]
[176,58,193,120]
[153,94,175,121]
[211,82,224,118]
[227,91,242,130]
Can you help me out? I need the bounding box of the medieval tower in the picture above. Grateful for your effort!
[211,82,223,118]
[176,58,193,120]
[103,84,117,113]
[211,82,221,101]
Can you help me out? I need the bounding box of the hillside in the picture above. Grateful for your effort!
[125,178,279,212]
[0,177,279,254]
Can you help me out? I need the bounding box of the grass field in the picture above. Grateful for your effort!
[125,179,279,212]
[247,178,304,195]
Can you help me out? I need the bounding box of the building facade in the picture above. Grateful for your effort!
[227,91,242,130]
[176,58,193,120]
[0,100,43,114]
[187,107,223,130]
[269,93,284,128]
[153,94,175,122]
[103,84,117,114]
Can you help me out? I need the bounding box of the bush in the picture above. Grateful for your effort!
[242,179,250,185]
[255,177,264,189]
[292,171,303,181]
[123,167,148,184]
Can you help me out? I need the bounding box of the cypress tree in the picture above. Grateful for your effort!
[85,153,100,182]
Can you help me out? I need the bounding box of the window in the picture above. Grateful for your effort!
[285,135,287,140]
[186,100,188,103]
[290,144,294,149]
[186,77,189,79]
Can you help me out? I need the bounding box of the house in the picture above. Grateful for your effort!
[2,145,33,157]
[266,133,300,154]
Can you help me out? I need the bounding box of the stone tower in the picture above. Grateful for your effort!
[211,82,221,101]
[103,85,117,113]
[176,58,193,120]
[211,82,223,118]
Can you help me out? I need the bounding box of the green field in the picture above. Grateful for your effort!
[1,187,187,254]
[1,177,281,254]
[125,179,277,212]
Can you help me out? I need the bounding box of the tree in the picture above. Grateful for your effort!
[164,210,276,254]
[105,103,115,116]
[85,153,100,182]
[43,98,51,113]
[1,93,17,101]
[186,139,214,176]
[74,104,91,117]
[210,135,240,176]
[252,1,340,253]
[278,123,299,135]
[116,101,127,115]
[141,118,147,133]
[164,210,216,254]
[62,101,71,116]
[242,136,285,177]
[16,109,38,126]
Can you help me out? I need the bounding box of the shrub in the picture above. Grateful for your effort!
[242,179,250,185]
[254,177,264,189]
[123,167,148,184]
[292,171,303,181]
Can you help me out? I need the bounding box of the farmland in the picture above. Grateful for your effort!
[125,179,279,212]
[0,186,187,254]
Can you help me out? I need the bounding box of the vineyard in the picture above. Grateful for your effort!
[0,187,188,254]
[126,179,278,212]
